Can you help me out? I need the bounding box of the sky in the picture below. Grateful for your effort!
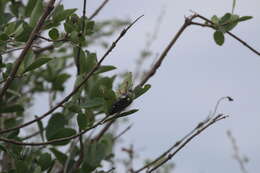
[61,0,260,172]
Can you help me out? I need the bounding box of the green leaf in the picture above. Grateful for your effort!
[13,22,33,42]
[48,28,59,40]
[85,21,95,35]
[38,153,52,171]
[77,113,87,130]
[219,13,232,24]
[95,65,117,74]
[133,84,151,99]
[66,103,82,113]
[213,31,225,46]
[53,8,77,23]
[52,73,70,91]
[25,0,38,17]
[15,160,28,173]
[64,22,74,33]
[211,15,219,24]
[46,113,66,140]
[81,98,105,109]
[0,104,24,113]
[0,33,9,41]
[118,109,138,117]
[47,128,76,145]
[30,0,44,27]
[50,148,67,165]
[24,57,52,73]
[238,16,253,22]
[222,14,239,32]
[35,115,44,142]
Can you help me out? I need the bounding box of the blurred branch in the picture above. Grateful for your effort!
[227,130,248,173]
[89,0,110,20]
[0,0,56,99]
[113,124,132,141]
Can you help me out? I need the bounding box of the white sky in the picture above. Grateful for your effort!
[60,0,260,172]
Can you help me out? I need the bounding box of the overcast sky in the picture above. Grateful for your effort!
[61,0,260,172]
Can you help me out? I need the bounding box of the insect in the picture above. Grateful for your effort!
[108,93,133,116]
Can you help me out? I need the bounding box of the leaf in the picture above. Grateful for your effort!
[77,113,87,130]
[47,128,76,145]
[0,104,24,113]
[13,22,33,42]
[30,0,44,27]
[119,72,133,94]
[46,113,66,140]
[133,84,151,99]
[35,115,44,142]
[211,15,219,24]
[0,33,9,41]
[52,73,70,91]
[53,8,77,23]
[81,98,105,109]
[219,13,232,24]
[24,57,52,73]
[50,148,67,165]
[238,16,253,22]
[38,153,52,171]
[15,160,28,173]
[66,103,82,113]
[118,109,138,117]
[223,14,239,32]
[95,65,117,74]
[104,109,138,123]
[48,28,59,40]
[25,0,38,17]
[213,31,225,46]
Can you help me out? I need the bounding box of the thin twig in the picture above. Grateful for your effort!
[134,96,232,173]
[0,16,144,138]
[227,130,248,173]
[113,124,132,141]
[75,0,87,75]
[193,14,260,56]
[89,0,110,20]
[34,44,55,54]
[0,0,56,99]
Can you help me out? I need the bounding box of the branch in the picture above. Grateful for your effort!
[0,15,144,136]
[147,115,228,173]
[134,114,228,173]
[138,14,198,87]
[193,14,260,56]
[0,0,56,99]
[89,0,110,20]
[134,96,233,173]
[227,130,248,173]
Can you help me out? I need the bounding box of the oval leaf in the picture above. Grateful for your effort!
[213,31,225,46]
[77,113,87,130]
[24,57,52,73]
